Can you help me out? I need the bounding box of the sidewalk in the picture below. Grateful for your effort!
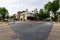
[47,22,60,40]
[0,22,20,40]
[0,21,7,26]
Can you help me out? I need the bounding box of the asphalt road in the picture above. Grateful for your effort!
[10,21,53,40]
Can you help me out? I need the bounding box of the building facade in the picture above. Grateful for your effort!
[20,9,34,21]
[16,11,21,20]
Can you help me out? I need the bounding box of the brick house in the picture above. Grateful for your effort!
[16,11,21,20]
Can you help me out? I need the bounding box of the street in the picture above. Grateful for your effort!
[10,21,53,40]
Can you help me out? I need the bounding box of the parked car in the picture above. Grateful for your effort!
[8,18,15,24]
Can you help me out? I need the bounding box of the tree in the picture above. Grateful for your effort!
[39,9,50,20]
[44,2,52,12]
[44,0,59,21]
[33,8,39,20]
[44,11,50,19]
[53,12,60,21]
[52,0,59,14]
[10,14,16,19]
[34,8,38,16]
[12,14,16,19]
[5,14,9,19]
[0,7,9,21]
[44,0,59,14]
[39,9,44,18]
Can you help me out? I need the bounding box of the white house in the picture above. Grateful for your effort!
[20,9,34,21]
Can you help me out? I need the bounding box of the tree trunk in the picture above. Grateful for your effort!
[2,14,5,21]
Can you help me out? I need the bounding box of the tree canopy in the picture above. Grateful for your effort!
[44,0,59,14]
[0,7,9,21]
[39,9,50,20]
[44,0,60,21]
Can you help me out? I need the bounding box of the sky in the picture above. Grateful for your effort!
[0,0,53,15]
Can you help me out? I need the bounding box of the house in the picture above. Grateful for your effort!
[20,9,34,21]
[16,11,21,20]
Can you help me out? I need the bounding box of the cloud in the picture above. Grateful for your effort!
[0,0,53,15]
